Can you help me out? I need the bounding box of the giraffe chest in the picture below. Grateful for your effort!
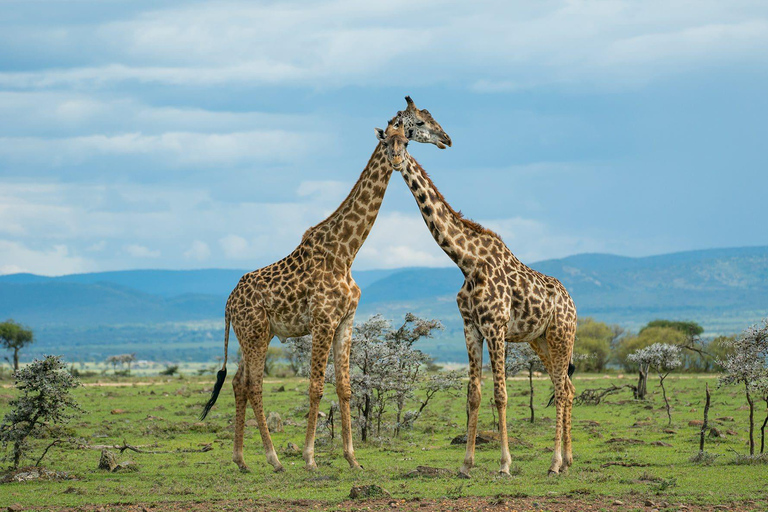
[462,272,553,341]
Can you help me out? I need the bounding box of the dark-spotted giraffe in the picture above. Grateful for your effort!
[377,122,576,477]
[200,97,451,473]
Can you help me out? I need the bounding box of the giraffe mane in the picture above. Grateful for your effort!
[407,156,501,240]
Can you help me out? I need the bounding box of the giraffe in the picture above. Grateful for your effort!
[200,97,451,473]
[377,122,577,477]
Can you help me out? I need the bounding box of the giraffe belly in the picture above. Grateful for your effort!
[505,314,549,343]
[269,303,312,340]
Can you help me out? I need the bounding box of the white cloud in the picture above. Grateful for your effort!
[218,235,250,259]
[184,240,211,261]
[356,212,452,269]
[124,244,160,258]
[0,241,89,276]
[296,180,349,200]
[0,130,325,169]
[2,1,765,91]
[0,91,318,138]
[86,241,107,252]
[481,217,608,263]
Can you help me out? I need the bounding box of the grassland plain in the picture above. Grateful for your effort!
[1,374,768,511]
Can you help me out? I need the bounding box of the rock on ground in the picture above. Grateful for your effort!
[98,450,118,472]
[405,465,454,478]
[267,411,284,433]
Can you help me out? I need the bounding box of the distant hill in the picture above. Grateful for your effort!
[2,246,767,363]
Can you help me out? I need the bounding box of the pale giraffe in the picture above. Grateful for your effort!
[200,98,451,473]
[377,122,576,476]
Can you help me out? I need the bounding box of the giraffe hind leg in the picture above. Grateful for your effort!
[537,324,575,475]
[235,308,283,472]
[231,364,249,472]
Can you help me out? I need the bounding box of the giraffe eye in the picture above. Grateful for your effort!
[416,121,425,126]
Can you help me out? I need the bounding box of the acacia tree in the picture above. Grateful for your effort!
[385,313,444,436]
[105,353,136,375]
[616,326,688,397]
[284,335,312,376]
[718,319,768,455]
[289,313,455,441]
[574,318,622,372]
[627,343,682,424]
[400,369,463,432]
[0,355,82,468]
[505,343,545,423]
[0,320,34,372]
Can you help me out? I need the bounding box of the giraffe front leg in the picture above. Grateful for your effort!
[487,332,512,476]
[529,337,564,476]
[303,322,334,470]
[333,312,361,470]
[460,321,483,478]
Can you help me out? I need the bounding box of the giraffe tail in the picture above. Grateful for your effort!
[546,359,576,408]
[200,310,230,420]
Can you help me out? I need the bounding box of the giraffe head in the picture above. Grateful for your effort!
[375,120,409,171]
[395,96,452,149]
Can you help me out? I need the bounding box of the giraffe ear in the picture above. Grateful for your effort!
[375,127,385,141]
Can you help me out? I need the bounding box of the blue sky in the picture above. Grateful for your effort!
[0,1,766,275]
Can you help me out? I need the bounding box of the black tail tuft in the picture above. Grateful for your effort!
[200,368,227,420]
[547,362,576,408]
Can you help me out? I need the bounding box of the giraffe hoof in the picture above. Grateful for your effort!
[305,463,318,471]
[547,469,559,477]
[498,470,511,477]
[457,470,471,480]
[273,465,285,473]
[238,465,251,474]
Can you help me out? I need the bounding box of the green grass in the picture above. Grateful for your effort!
[1,373,767,508]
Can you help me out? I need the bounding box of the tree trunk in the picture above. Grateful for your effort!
[395,398,404,438]
[361,394,370,442]
[699,383,710,453]
[659,373,672,425]
[13,347,19,372]
[760,400,768,454]
[746,384,755,456]
[13,440,22,469]
[528,368,535,424]
[636,365,648,400]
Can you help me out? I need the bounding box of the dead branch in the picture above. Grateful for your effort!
[35,439,62,466]
[600,461,650,468]
[574,384,637,405]
[699,383,711,453]
[86,440,212,454]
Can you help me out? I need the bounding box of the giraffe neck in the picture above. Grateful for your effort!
[305,143,393,267]
[399,155,493,275]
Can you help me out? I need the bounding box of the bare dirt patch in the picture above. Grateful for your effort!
[40,496,767,512]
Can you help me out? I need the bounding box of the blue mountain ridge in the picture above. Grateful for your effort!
[2,246,767,362]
